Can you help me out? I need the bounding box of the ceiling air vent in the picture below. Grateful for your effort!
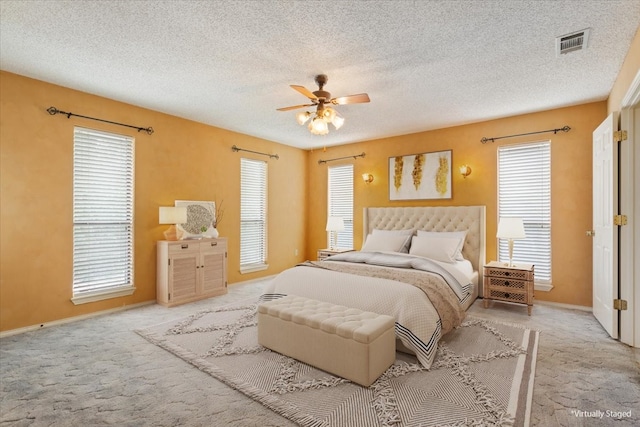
[556,28,590,56]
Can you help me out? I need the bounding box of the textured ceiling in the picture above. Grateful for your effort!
[1,1,639,149]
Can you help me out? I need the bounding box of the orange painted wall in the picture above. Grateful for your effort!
[0,71,308,332]
[306,102,607,307]
[0,64,620,333]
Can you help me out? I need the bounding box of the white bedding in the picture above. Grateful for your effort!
[260,251,474,368]
[452,258,474,281]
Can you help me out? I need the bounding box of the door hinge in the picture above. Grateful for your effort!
[614,130,627,142]
[613,299,628,310]
[613,215,628,226]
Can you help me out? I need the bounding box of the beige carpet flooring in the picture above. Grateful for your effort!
[1,279,638,427]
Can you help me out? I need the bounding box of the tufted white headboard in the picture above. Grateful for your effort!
[363,206,486,284]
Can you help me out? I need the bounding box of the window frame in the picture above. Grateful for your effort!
[497,140,552,285]
[327,164,354,249]
[240,157,268,273]
[72,127,135,304]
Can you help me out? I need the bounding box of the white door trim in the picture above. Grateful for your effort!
[620,69,639,347]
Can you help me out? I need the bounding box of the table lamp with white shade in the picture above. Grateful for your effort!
[326,216,345,250]
[496,217,526,267]
[159,206,188,241]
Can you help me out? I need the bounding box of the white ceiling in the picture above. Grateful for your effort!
[1,1,639,150]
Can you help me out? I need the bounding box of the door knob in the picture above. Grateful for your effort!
[586,230,595,237]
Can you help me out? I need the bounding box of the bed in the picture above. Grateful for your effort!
[260,206,486,368]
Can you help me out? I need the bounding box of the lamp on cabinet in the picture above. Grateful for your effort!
[159,206,188,241]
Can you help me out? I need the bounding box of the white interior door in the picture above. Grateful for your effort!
[620,74,640,347]
[592,112,618,338]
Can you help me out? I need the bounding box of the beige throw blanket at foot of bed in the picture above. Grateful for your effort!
[302,260,465,335]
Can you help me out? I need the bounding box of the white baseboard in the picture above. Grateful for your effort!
[0,300,156,339]
[535,299,592,312]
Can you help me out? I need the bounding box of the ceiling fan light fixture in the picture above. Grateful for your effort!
[322,107,336,123]
[278,74,369,136]
[296,111,311,125]
[309,117,329,135]
[331,113,345,130]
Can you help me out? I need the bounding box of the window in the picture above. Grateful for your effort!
[72,127,135,304]
[240,158,268,272]
[498,141,551,283]
[328,164,354,249]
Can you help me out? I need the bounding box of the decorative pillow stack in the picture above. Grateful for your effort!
[360,228,468,264]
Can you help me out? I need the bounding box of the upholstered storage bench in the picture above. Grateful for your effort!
[257,295,396,387]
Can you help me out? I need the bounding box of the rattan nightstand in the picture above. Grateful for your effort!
[483,261,535,315]
[317,248,352,261]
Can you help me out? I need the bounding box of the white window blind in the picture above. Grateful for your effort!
[72,127,135,303]
[328,165,354,249]
[240,158,268,272]
[498,141,551,282]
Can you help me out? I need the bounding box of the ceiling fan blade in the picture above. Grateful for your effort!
[290,85,318,100]
[332,93,370,105]
[276,103,314,111]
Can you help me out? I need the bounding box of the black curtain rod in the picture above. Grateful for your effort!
[318,152,366,164]
[232,145,279,159]
[481,125,570,144]
[47,106,154,135]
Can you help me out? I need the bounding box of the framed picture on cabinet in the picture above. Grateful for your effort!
[174,200,216,238]
[389,150,452,200]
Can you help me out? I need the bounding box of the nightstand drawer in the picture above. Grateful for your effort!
[317,250,334,261]
[484,267,533,281]
[486,287,527,304]
[484,276,527,290]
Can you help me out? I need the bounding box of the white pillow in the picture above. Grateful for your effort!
[371,229,414,253]
[361,233,411,253]
[416,230,468,260]
[409,235,460,263]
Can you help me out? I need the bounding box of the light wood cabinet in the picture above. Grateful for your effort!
[157,238,227,307]
[483,261,534,315]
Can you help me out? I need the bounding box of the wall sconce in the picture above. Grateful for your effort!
[459,165,472,178]
[362,173,374,184]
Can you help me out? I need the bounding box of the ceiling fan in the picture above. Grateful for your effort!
[277,74,370,135]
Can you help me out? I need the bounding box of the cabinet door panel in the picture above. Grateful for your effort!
[201,252,225,294]
[170,256,198,300]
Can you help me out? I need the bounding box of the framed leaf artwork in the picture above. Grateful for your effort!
[389,150,452,200]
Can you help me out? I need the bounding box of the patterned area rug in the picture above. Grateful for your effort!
[136,301,539,427]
